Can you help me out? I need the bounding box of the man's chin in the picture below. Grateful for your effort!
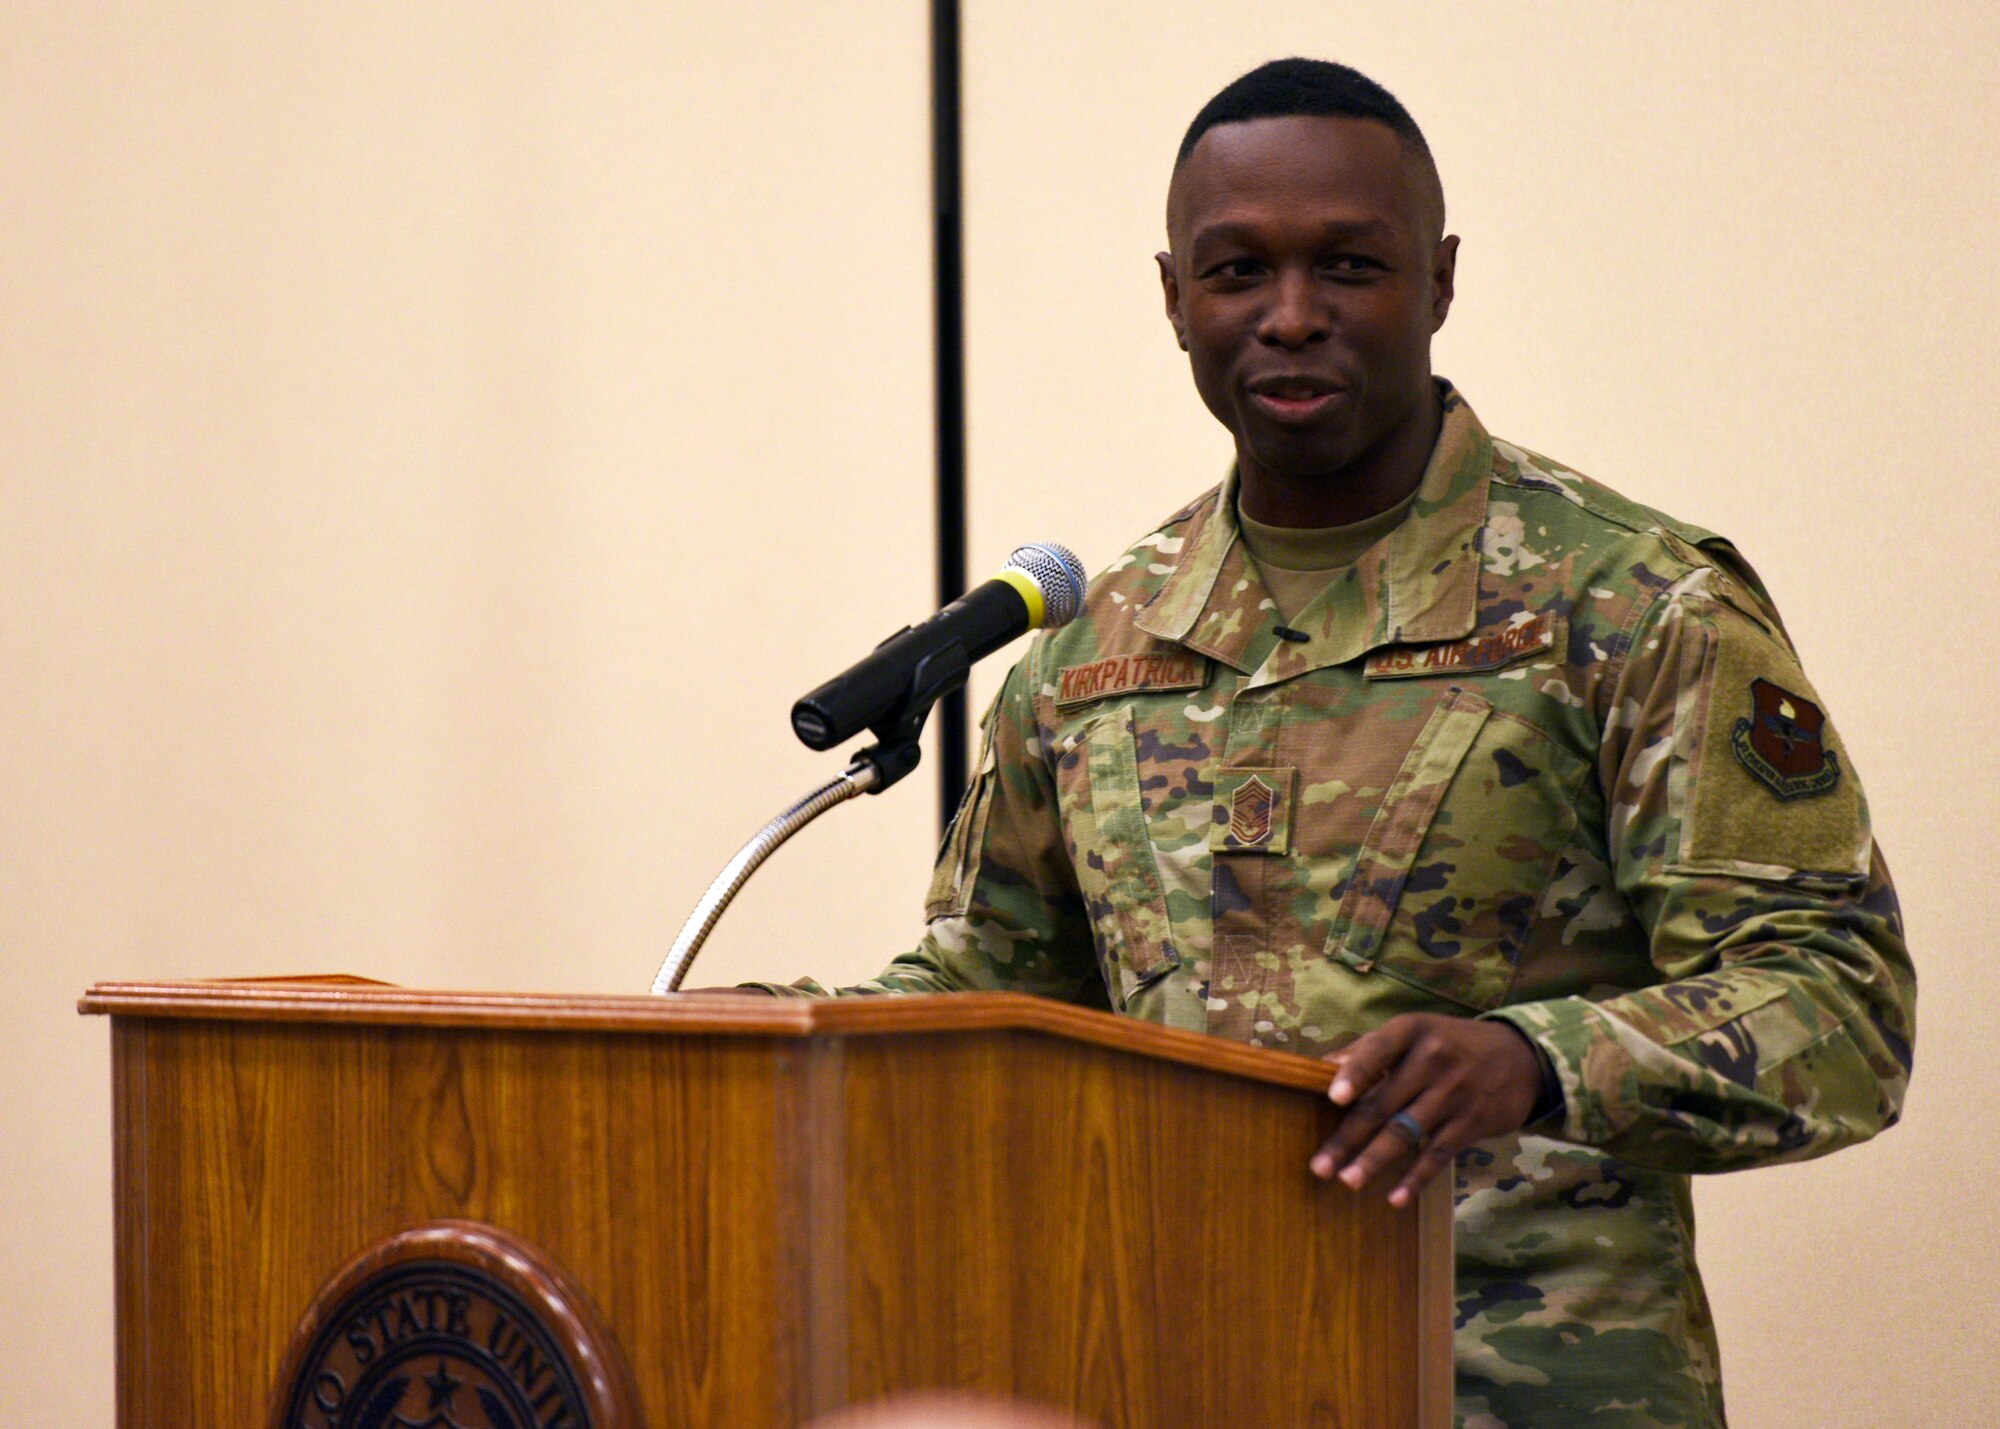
[1239,428,1366,486]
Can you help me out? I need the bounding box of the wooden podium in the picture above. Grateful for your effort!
[81,979,1452,1428]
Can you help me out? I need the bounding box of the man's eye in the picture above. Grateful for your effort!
[1202,258,1263,281]
[1325,255,1385,275]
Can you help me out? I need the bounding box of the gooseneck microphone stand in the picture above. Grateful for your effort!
[647,760,879,995]
[648,641,967,994]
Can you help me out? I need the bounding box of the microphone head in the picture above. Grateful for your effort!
[1005,542,1088,629]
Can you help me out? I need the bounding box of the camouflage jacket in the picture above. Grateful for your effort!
[756,387,1915,1428]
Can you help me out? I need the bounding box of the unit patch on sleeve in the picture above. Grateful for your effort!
[1055,650,1206,706]
[1731,677,1842,800]
[1364,610,1557,679]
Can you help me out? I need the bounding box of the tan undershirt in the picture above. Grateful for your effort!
[1236,488,1420,620]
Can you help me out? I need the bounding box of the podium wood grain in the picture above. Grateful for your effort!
[84,981,1452,1428]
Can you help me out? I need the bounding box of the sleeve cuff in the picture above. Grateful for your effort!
[1482,997,1621,1145]
[1485,1015,1564,1125]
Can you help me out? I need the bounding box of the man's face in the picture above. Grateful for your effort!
[1159,115,1457,497]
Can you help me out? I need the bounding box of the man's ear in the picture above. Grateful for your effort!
[1156,251,1188,351]
[1430,234,1460,331]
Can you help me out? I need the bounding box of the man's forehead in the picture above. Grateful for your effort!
[1184,213,1400,254]
[1167,113,1434,243]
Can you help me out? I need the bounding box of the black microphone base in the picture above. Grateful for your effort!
[855,738,924,794]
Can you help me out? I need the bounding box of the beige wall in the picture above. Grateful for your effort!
[6,3,1994,1423]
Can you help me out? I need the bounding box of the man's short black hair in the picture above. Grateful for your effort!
[1173,58,1445,236]
[1175,57,1432,171]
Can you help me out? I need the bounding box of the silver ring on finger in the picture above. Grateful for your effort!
[1387,1110,1427,1150]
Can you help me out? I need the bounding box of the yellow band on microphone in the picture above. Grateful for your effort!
[994,567,1047,630]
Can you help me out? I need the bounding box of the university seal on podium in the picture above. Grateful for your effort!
[271,1221,640,1429]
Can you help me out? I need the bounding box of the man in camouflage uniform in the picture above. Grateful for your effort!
[745,59,1915,1428]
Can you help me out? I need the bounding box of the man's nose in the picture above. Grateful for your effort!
[1256,267,1330,348]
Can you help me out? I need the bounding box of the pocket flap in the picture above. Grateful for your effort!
[1326,687,1493,968]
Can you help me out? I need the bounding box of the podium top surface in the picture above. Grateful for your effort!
[79,979,1335,1094]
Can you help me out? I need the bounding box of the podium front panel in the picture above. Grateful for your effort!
[87,983,1451,1428]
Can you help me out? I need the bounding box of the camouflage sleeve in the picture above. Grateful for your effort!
[744,644,1102,1001]
[1487,566,1916,1173]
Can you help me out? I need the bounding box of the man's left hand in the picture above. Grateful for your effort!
[1310,1014,1545,1209]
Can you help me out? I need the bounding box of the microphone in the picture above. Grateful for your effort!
[791,542,1087,752]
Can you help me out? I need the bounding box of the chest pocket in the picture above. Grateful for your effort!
[1051,704,1181,1006]
[1324,686,1585,1011]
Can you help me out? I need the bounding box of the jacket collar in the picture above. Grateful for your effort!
[1134,383,1491,685]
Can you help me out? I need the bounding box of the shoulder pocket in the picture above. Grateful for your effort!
[925,721,1000,920]
[1670,600,1871,886]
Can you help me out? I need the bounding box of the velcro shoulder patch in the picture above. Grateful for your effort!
[1055,650,1206,707]
[1678,606,1871,881]
[1365,611,1558,680]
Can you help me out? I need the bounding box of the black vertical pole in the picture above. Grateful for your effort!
[930,0,969,833]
